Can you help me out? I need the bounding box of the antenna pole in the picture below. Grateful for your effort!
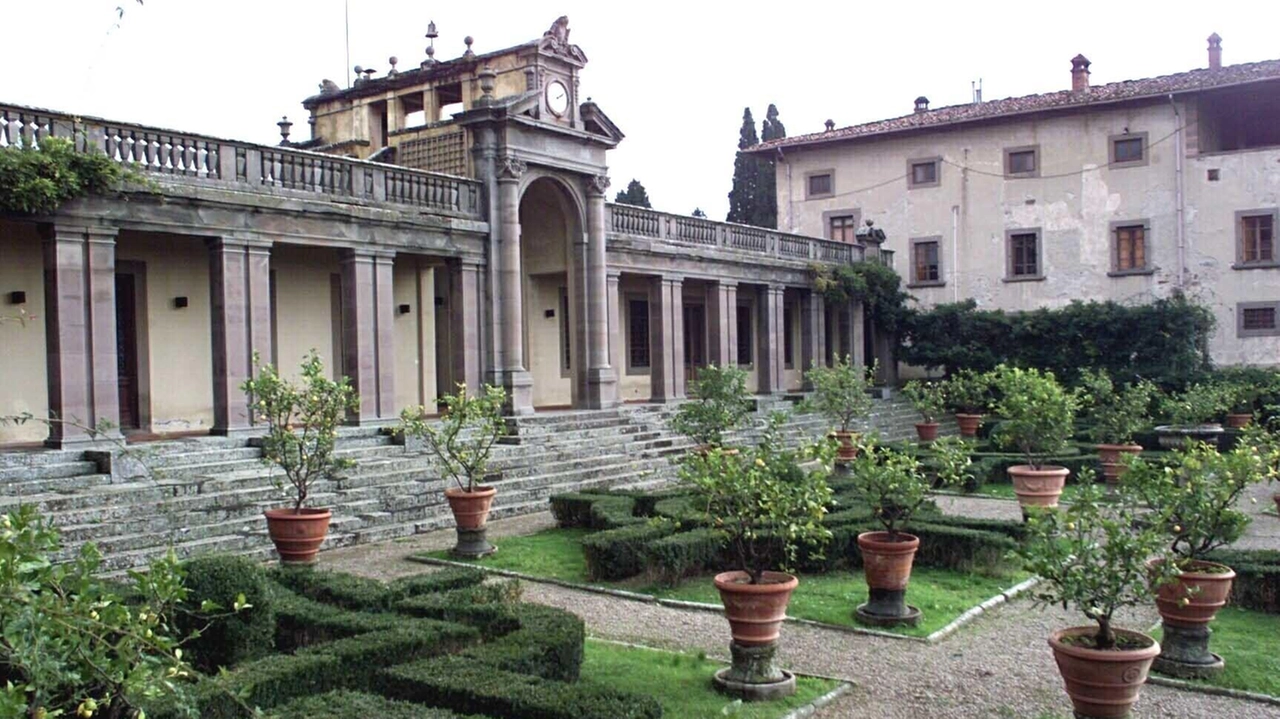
[345,0,351,87]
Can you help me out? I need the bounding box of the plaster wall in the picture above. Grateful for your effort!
[526,274,571,407]
[0,223,48,444]
[116,233,214,433]
[272,246,342,382]
[783,298,804,391]
[778,100,1278,367]
[738,293,759,393]
[618,276,653,402]
[393,258,438,412]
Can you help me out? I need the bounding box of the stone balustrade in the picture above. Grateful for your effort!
[607,203,868,265]
[0,103,482,219]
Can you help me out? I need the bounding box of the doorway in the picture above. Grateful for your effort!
[114,272,141,430]
[683,304,705,383]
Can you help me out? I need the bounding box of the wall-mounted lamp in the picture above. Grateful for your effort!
[398,304,412,315]
[544,309,556,318]
[173,296,189,309]
[7,291,26,305]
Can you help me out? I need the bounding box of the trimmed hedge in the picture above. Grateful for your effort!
[581,520,676,581]
[201,652,344,719]
[551,492,611,528]
[1204,549,1280,614]
[550,492,647,529]
[386,566,487,599]
[272,586,402,651]
[270,567,390,611]
[179,554,276,673]
[458,603,585,682]
[651,495,706,527]
[271,691,477,719]
[643,528,726,586]
[378,656,663,719]
[395,581,524,634]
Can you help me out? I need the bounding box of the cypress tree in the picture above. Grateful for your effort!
[726,108,760,225]
[756,104,786,229]
[613,178,652,208]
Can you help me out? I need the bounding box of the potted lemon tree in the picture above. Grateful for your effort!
[1079,369,1157,485]
[989,365,1078,510]
[680,413,834,700]
[400,383,508,558]
[943,369,991,438]
[670,363,752,453]
[902,379,947,442]
[802,356,876,462]
[243,351,358,565]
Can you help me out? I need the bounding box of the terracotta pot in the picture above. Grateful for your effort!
[831,430,859,461]
[1049,626,1160,719]
[264,507,332,564]
[1153,560,1236,628]
[1224,413,1252,429]
[915,423,940,442]
[954,413,983,438]
[857,531,920,591]
[445,486,497,530]
[713,570,799,647]
[1096,444,1143,485]
[1007,465,1070,508]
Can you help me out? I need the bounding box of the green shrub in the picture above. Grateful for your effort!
[671,363,752,448]
[582,521,677,581]
[1204,549,1280,614]
[642,528,727,586]
[459,603,585,681]
[378,656,663,719]
[550,492,608,528]
[298,622,479,684]
[271,587,401,651]
[588,495,645,529]
[270,691,475,719]
[270,567,389,611]
[201,653,345,719]
[0,136,128,215]
[394,582,523,634]
[180,555,277,673]
[387,567,487,600]
[651,495,705,526]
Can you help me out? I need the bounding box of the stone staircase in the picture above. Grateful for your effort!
[0,393,927,571]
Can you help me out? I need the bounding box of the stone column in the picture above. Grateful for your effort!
[757,285,785,394]
[495,155,534,415]
[851,301,866,368]
[209,237,272,434]
[606,271,622,371]
[801,289,824,388]
[649,275,685,402]
[340,249,396,424]
[450,259,484,396]
[584,175,618,408]
[706,281,735,367]
[40,224,122,446]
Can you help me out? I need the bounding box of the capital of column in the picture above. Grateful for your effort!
[40,223,118,244]
[210,234,273,252]
[587,174,611,197]
[496,155,528,181]
[340,246,397,262]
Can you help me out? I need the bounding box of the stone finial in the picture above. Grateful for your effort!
[1207,32,1222,70]
[1071,54,1091,92]
[423,20,439,66]
[277,116,293,146]
[477,66,497,106]
[388,56,399,75]
[353,65,364,85]
[825,119,835,132]
[463,36,475,60]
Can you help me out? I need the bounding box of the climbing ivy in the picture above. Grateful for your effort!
[812,261,912,335]
[0,136,126,215]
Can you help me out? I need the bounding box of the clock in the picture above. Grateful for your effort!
[545,79,569,117]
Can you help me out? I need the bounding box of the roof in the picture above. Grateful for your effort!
[751,58,1280,153]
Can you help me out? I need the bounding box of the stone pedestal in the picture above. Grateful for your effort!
[856,588,922,627]
[1152,622,1224,679]
[451,527,497,559]
[712,641,796,701]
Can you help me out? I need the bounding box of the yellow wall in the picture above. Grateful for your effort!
[526,274,571,407]
[272,246,342,382]
[0,222,48,444]
[117,233,214,433]
[393,258,438,411]
[618,277,653,402]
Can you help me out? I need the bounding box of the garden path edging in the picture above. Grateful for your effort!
[1145,676,1280,708]
[407,554,1033,644]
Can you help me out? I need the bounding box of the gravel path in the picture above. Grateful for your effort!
[323,505,1280,719]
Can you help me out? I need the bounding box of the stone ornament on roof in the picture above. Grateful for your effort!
[539,16,588,64]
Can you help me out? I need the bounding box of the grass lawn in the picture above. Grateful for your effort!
[1152,607,1280,698]
[421,528,1028,637]
[581,639,838,717]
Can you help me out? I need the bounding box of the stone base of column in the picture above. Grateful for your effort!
[500,370,535,416]
[584,367,619,409]
[713,641,796,701]
[43,430,125,451]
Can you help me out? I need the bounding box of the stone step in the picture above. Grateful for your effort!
[0,471,113,496]
[0,459,101,482]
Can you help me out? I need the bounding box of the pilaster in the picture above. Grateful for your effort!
[340,248,396,424]
[584,175,618,408]
[801,289,824,388]
[851,301,866,368]
[449,259,484,396]
[494,155,533,415]
[209,236,272,435]
[649,275,685,402]
[757,285,785,394]
[707,281,735,367]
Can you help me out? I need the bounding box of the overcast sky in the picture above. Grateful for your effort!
[6,1,1279,220]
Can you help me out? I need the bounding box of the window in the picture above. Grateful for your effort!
[1007,229,1042,280]
[559,289,571,374]
[783,303,795,369]
[908,157,941,188]
[806,171,833,199]
[736,305,753,366]
[627,298,650,371]
[910,237,943,285]
[1112,223,1149,273]
[828,214,858,243]
[1109,133,1148,168]
[1237,211,1276,267]
[1238,302,1280,337]
[1004,146,1039,177]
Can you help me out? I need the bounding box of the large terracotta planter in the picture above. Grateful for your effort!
[954,413,983,438]
[1007,465,1070,509]
[831,430,859,461]
[264,507,331,565]
[713,570,799,647]
[857,531,920,591]
[915,423,940,442]
[1153,560,1235,628]
[1154,424,1224,449]
[1096,444,1142,485]
[445,485,497,530]
[1224,413,1251,429]
[1049,626,1160,719]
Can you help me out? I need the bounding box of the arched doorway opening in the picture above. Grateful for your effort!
[519,177,585,409]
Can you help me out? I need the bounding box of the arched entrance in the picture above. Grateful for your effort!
[519,176,585,409]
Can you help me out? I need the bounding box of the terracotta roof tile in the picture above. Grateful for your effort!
[752,59,1280,153]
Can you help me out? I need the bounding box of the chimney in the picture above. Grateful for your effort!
[1208,33,1222,70]
[824,119,835,132]
[914,96,930,114]
[1071,54,1091,92]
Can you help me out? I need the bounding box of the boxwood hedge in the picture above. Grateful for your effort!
[179,554,277,673]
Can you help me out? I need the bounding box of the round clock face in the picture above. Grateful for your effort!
[545,80,569,116]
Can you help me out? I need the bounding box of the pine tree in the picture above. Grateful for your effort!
[726,108,760,225]
[614,178,652,208]
[756,104,786,229]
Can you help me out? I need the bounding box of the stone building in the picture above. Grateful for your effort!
[753,35,1280,367]
[0,18,874,447]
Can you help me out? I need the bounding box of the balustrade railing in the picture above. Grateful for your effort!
[606,203,867,266]
[0,103,482,218]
